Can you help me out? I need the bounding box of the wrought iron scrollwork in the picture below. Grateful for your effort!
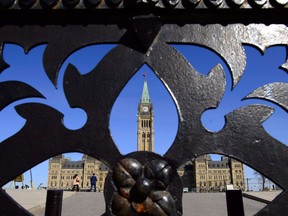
[0,10,287,216]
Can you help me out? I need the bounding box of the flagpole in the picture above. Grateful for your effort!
[30,169,34,189]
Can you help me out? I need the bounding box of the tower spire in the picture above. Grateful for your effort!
[141,79,151,103]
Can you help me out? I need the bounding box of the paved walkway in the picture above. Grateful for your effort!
[243,191,281,202]
[5,189,75,215]
[5,189,282,216]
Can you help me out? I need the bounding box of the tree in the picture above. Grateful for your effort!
[254,171,268,191]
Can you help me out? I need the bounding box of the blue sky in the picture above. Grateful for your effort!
[0,43,287,189]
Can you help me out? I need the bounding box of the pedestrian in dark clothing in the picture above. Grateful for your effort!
[90,173,97,192]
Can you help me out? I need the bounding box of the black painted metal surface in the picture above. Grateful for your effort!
[226,190,245,216]
[0,4,287,216]
[45,190,63,216]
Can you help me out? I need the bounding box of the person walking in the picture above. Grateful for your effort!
[72,174,80,191]
[90,173,97,192]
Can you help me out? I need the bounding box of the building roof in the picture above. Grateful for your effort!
[208,160,229,169]
[62,160,84,169]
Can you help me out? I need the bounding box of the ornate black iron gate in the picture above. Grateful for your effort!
[0,0,287,215]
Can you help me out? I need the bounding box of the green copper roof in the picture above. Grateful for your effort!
[141,80,151,103]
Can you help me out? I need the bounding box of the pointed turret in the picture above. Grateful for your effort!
[141,80,151,103]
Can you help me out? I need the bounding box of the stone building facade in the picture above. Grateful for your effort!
[47,155,109,191]
[177,155,246,192]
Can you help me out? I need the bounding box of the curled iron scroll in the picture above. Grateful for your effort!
[0,23,287,216]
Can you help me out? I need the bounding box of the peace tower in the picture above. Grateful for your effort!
[137,79,154,151]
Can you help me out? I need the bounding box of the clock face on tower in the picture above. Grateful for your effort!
[142,106,149,112]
